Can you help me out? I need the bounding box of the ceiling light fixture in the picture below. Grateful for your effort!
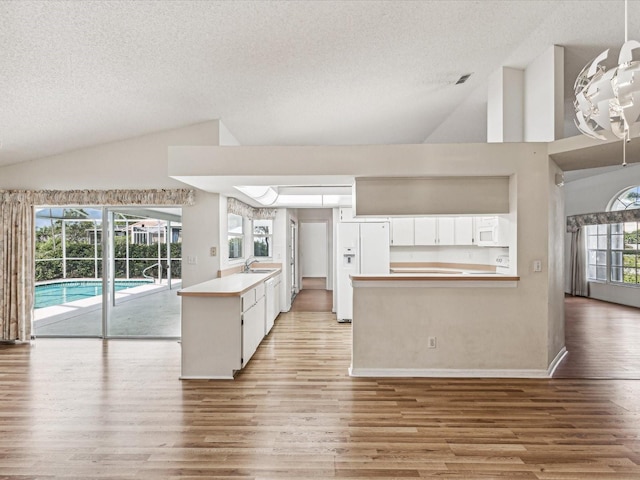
[574,0,639,166]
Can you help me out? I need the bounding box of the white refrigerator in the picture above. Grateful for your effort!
[336,222,390,322]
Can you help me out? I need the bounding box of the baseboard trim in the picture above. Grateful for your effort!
[547,347,568,377]
[179,375,234,380]
[349,366,551,378]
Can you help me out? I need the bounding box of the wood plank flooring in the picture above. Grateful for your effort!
[290,277,333,312]
[2,303,640,478]
[554,296,640,379]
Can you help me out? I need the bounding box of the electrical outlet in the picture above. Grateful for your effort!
[428,336,437,349]
[533,260,542,272]
[210,246,217,256]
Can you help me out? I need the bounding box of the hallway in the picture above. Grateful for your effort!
[290,277,333,313]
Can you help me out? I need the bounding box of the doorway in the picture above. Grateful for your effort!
[292,221,332,312]
[33,206,182,338]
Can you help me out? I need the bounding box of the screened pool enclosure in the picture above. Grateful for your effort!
[34,206,182,337]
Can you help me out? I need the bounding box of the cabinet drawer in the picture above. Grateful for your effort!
[241,289,255,312]
[254,282,265,300]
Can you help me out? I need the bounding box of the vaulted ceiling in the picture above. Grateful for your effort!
[1,1,636,167]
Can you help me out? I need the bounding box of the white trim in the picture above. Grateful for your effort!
[349,366,550,378]
[547,347,568,377]
[179,375,235,380]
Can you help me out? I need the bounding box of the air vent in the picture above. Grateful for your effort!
[455,73,473,85]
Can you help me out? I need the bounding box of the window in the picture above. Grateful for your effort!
[228,213,244,260]
[586,186,640,285]
[253,219,273,257]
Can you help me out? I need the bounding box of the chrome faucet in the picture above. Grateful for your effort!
[244,258,258,272]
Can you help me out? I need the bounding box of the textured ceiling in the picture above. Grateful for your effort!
[0,0,636,167]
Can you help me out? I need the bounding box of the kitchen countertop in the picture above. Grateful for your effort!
[351,271,519,287]
[178,269,281,297]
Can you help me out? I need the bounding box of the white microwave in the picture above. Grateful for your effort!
[476,217,508,247]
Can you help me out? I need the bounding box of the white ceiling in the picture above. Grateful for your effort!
[1,0,638,174]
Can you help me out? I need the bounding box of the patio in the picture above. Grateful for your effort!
[34,283,181,337]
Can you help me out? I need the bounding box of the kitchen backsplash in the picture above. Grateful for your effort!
[390,246,509,265]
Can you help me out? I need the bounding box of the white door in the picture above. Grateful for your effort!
[300,222,328,279]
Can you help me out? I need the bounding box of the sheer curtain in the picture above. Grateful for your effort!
[570,227,588,297]
[0,192,34,341]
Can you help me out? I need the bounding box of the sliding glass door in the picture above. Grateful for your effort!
[33,206,182,338]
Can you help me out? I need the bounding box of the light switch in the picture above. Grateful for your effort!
[533,260,542,272]
[210,246,217,256]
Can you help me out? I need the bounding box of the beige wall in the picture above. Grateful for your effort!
[547,158,565,364]
[0,120,225,288]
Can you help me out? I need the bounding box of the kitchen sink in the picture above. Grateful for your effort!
[240,269,275,274]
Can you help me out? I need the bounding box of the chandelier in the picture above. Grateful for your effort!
[574,0,640,166]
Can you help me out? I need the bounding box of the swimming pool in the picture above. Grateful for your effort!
[35,280,153,309]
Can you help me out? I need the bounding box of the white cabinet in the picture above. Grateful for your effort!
[273,273,281,321]
[414,217,455,245]
[242,283,265,366]
[414,217,436,245]
[391,218,415,246]
[265,275,281,335]
[391,216,483,246]
[454,217,474,245]
[437,217,455,245]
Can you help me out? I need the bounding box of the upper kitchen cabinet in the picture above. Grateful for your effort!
[414,217,437,245]
[454,217,474,245]
[415,217,455,245]
[390,218,415,246]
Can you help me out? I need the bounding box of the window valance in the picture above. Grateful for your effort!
[227,197,277,220]
[567,208,640,233]
[0,189,196,206]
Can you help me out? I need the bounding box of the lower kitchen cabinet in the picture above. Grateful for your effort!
[179,272,280,380]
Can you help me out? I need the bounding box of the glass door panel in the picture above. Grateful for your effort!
[105,207,182,338]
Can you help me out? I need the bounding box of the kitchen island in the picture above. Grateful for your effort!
[178,268,281,379]
[348,270,565,379]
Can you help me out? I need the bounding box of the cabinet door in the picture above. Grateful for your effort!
[242,292,265,366]
[391,218,415,246]
[454,217,474,245]
[414,218,437,245]
[436,217,455,245]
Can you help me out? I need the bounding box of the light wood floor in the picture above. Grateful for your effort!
[554,296,640,379]
[2,301,640,478]
[290,277,333,312]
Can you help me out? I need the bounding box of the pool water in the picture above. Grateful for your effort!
[35,280,153,309]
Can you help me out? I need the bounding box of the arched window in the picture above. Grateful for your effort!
[586,186,640,285]
[609,185,640,211]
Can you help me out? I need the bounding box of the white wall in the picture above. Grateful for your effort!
[564,163,640,307]
[0,120,225,288]
[487,67,524,143]
[524,45,564,142]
